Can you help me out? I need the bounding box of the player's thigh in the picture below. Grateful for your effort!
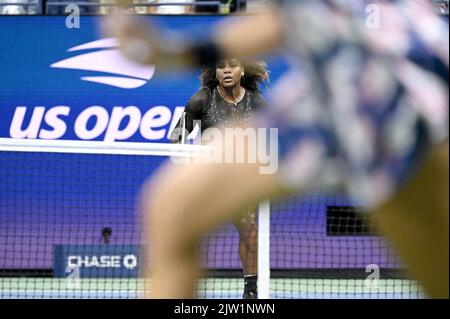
[146,160,287,237]
[372,143,449,297]
[373,143,449,227]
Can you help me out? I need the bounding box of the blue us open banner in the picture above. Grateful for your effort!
[0,16,288,143]
[54,245,140,278]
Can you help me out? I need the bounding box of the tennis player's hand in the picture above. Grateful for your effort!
[101,13,192,70]
[102,13,160,65]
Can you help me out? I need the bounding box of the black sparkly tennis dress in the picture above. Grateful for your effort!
[170,87,267,143]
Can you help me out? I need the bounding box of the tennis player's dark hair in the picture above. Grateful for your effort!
[200,59,269,93]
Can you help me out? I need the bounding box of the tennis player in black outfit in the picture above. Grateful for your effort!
[170,58,268,299]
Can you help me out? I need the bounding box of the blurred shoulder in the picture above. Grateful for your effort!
[188,88,212,110]
[250,91,268,109]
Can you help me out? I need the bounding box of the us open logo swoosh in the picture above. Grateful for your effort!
[50,38,155,89]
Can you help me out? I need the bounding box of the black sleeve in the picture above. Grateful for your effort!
[252,93,269,111]
[169,90,209,143]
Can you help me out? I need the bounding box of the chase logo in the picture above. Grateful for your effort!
[54,245,140,278]
[67,254,138,270]
[50,38,155,89]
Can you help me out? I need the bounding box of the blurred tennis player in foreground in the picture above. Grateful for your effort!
[104,0,449,298]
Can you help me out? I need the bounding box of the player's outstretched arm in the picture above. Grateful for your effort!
[102,5,283,68]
